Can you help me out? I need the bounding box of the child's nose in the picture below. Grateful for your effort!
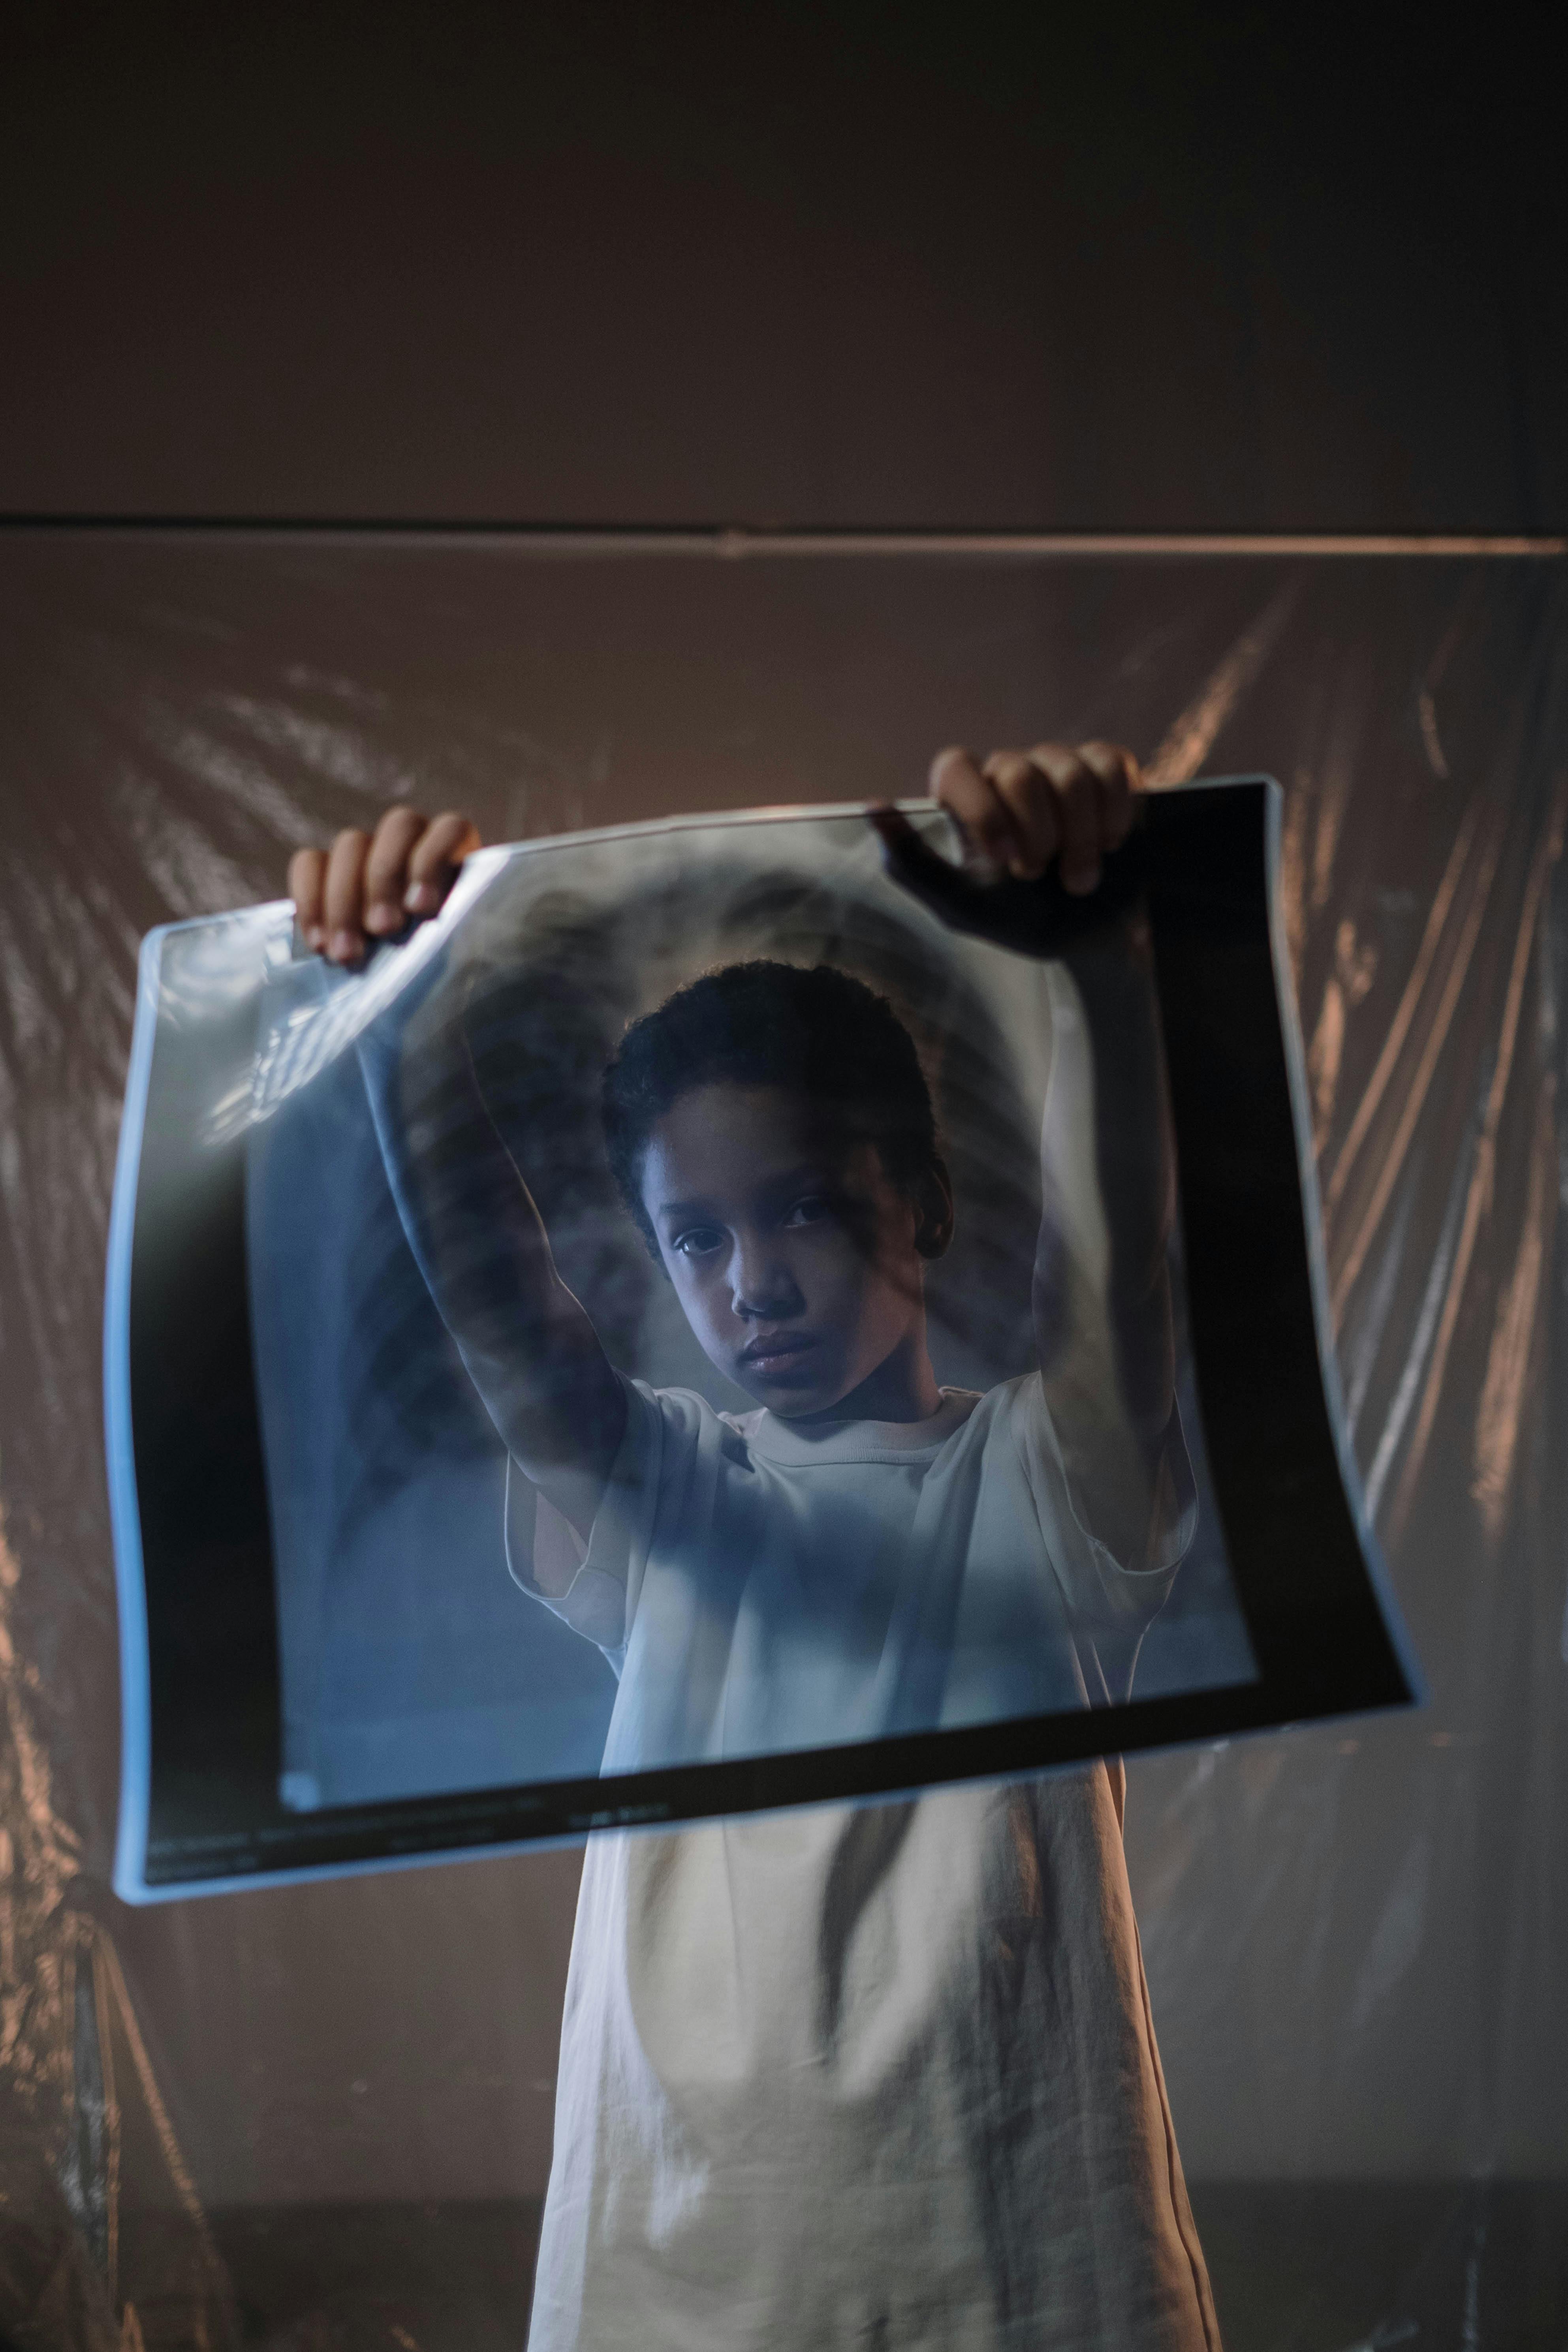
[730,1237,802,1320]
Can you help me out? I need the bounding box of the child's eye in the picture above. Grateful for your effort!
[783,1195,831,1230]
[672,1226,725,1259]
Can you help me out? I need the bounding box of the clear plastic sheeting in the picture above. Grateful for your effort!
[0,531,1564,2346]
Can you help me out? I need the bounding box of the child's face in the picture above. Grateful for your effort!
[639,1082,934,1417]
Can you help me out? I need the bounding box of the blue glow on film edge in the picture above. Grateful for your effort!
[105,925,171,1905]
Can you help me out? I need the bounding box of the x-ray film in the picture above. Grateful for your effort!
[105,779,1417,1897]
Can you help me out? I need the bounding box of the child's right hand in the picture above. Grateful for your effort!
[288,807,482,966]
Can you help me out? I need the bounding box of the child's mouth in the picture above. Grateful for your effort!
[739,1331,819,1378]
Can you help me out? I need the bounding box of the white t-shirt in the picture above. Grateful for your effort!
[514,1377,1219,2352]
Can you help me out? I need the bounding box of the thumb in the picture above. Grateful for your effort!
[867,805,990,933]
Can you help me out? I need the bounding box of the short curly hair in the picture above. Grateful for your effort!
[602,960,940,1255]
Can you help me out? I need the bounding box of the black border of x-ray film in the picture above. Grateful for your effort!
[106,777,1421,1900]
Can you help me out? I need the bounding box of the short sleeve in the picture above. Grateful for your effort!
[503,1374,667,1662]
[1007,1373,1198,1630]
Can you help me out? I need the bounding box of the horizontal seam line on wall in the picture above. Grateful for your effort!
[0,519,1564,558]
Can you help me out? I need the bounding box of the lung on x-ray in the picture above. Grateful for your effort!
[105,781,1417,1899]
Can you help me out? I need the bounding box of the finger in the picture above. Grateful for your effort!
[1028,745,1102,894]
[405,811,482,916]
[288,847,328,951]
[930,746,1020,874]
[1076,739,1142,850]
[363,806,428,935]
[983,750,1061,878]
[323,828,372,963]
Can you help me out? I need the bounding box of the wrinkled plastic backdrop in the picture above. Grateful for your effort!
[0,535,1563,2348]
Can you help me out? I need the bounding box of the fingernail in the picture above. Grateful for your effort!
[330,929,360,963]
[1063,861,1102,896]
[364,903,399,935]
[405,881,441,914]
[305,924,325,951]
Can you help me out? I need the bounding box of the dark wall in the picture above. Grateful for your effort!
[4,4,1563,531]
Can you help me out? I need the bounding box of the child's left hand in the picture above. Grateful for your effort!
[928,741,1140,891]
[870,740,1146,956]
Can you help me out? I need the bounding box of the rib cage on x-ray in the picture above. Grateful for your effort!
[249,839,1055,1811]
[246,817,1256,1814]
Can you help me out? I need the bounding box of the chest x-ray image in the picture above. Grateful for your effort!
[107,780,1415,1897]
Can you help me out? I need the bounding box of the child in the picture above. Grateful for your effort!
[290,742,1220,2351]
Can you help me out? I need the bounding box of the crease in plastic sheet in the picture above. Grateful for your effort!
[1,532,1565,2346]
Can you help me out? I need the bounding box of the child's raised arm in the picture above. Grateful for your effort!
[290,810,627,1550]
[876,744,1181,1572]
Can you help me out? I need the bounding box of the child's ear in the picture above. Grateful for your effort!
[914,1160,956,1260]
